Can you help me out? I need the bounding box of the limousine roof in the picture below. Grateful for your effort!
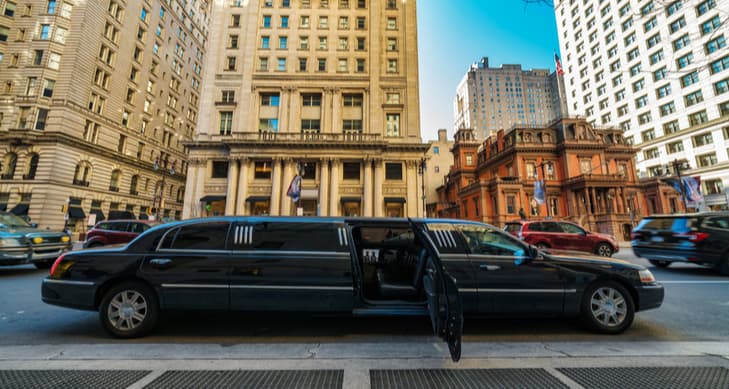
[155,216,487,227]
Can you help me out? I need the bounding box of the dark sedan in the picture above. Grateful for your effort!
[42,217,664,362]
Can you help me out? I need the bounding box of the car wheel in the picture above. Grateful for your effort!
[581,281,635,334]
[595,243,613,257]
[99,281,159,338]
[649,260,671,268]
[33,260,52,270]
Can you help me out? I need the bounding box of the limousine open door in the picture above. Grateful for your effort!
[410,220,463,362]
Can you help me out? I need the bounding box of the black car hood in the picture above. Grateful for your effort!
[542,249,643,270]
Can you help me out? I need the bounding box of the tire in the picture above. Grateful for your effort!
[595,243,613,257]
[33,260,52,270]
[99,281,159,338]
[717,256,729,276]
[649,260,671,268]
[580,280,635,334]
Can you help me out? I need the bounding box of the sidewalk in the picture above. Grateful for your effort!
[1,341,727,388]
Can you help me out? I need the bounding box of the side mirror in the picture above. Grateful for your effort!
[30,223,39,228]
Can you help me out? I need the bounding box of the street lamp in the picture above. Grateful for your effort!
[668,159,690,212]
[153,156,175,221]
[418,158,427,217]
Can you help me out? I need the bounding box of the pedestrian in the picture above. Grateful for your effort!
[519,207,527,220]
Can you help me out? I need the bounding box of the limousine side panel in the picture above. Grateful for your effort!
[227,222,354,312]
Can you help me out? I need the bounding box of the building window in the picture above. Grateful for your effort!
[343,93,363,106]
[385,163,402,180]
[254,161,272,179]
[688,110,708,126]
[666,141,684,154]
[693,132,713,147]
[342,119,362,131]
[301,119,320,131]
[35,108,48,130]
[261,93,280,106]
[343,162,360,180]
[219,112,233,135]
[210,161,228,179]
[385,113,400,137]
[387,59,397,73]
[703,179,724,195]
[259,118,279,131]
[696,153,717,167]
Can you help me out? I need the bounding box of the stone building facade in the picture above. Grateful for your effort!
[0,0,210,237]
[184,0,427,218]
[436,118,651,241]
[423,129,453,217]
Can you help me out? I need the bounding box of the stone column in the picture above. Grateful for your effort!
[193,161,207,215]
[270,158,282,216]
[591,188,599,215]
[363,158,373,216]
[281,158,295,216]
[182,158,200,219]
[236,158,249,215]
[331,88,341,136]
[319,158,330,216]
[373,158,384,217]
[406,160,418,217]
[584,189,592,215]
[321,88,332,133]
[225,159,240,215]
[329,159,340,216]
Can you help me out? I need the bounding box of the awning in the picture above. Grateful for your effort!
[340,197,361,203]
[91,209,105,221]
[384,197,407,204]
[109,210,135,220]
[246,196,271,203]
[68,206,85,219]
[200,195,226,203]
[10,203,29,216]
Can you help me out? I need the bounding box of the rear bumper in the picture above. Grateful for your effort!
[631,245,720,266]
[636,284,664,311]
[41,278,97,310]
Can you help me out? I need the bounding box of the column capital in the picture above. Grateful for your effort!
[319,157,331,164]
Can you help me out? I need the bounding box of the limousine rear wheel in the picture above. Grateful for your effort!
[581,281,634,334]
[99,281,159,338]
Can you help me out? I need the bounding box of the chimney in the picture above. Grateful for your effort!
[437,129,447,142]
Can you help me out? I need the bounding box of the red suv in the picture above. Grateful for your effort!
[83,220,156,248]
[505,220,619,257]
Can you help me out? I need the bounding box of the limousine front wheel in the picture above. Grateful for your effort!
[99,281,159,338]
[581,281,634,334]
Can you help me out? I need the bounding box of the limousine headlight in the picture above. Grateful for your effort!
[638,269,656,284]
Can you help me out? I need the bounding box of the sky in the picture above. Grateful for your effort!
[417,1,561,141]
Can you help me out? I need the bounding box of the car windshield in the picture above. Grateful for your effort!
[0,213,31,228]
[459,224,527,257]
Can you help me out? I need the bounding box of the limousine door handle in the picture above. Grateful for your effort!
[149,258,173,268]
[479,264,501,271]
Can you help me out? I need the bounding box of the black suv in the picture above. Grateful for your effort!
[631,212,729,275]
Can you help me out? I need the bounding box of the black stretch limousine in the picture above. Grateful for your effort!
[42,217,664,362]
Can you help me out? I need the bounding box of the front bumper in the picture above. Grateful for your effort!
[0,247,33,266]
[30,244,72,263]
[636,283,664,311]
[41,278,97,310]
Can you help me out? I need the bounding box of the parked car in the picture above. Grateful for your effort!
[631,212,729,275]
[43,217,664,361]
[0,211,71,268]
[83,220,156,248]
[504,220,619,257]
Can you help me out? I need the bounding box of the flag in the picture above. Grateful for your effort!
[534,180,545,205]
[664,176,703,203]
[286,175,302,202]
[554,51,564,76]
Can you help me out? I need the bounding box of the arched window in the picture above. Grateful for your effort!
[130,175,139,195]
[72,161,91,186]
[109,169,121,191]
[2,153,18,179]
[25,153,39,179]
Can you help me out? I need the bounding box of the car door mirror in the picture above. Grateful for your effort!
[30,223,38,228]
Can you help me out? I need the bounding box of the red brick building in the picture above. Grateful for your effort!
[436,118,673,241]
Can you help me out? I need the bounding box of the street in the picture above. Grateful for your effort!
[1,249,728,345]
[1,249,728,389]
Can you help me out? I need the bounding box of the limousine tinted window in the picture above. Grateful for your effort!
[163,222,230,250]
[244,222,343,252]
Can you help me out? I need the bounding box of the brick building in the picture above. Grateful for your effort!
[436,118,663,241]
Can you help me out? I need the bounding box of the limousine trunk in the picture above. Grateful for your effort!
[350,225,428,304]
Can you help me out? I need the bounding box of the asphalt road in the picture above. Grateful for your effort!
[1,249,727,346]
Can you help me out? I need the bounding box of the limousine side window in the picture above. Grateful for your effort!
[232,222,344,252]
[160,222,231,251]
[425,223,468,254]
[458,224,526,257]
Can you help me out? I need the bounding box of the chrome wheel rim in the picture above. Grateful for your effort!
[107,290,147,331]
[590,287,627,328]
[598,245,612,257]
